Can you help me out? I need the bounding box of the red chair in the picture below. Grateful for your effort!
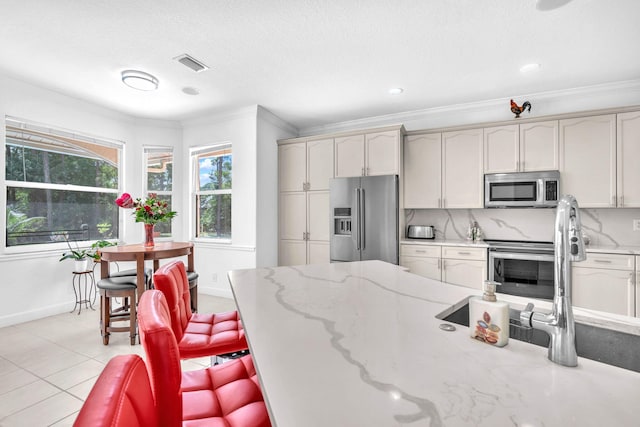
[137,289,271,427]
[73,354,157,427]
[152,260,247,358]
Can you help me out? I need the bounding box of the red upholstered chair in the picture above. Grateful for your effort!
[137,290,271,427]
[73,354,157,427]
[152,260,248,358]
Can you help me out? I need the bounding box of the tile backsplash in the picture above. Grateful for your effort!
[405,208,640,247]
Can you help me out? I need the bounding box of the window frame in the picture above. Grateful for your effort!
[143,146,175,239]
[190,143,232,243]
[3,116,123,254]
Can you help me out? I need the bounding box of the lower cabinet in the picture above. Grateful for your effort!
[400,244,486,290]
[572,253,636,317]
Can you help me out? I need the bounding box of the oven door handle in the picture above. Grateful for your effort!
[489,251,555,263]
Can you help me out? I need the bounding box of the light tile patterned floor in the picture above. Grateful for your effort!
[0,294,237,426]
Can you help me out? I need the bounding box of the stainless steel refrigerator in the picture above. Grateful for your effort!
[330,174,398,264]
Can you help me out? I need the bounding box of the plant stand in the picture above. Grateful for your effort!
[71,270,96,315]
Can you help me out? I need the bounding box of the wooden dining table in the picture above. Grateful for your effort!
[99,241,194,297]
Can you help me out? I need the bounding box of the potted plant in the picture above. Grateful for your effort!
[59,240,93,272]
[89,239,117,262]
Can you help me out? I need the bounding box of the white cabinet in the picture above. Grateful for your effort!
[441,246,486,290]
[637,256,639,317]
[616,111,640,207]
[403,134,442,208]
[278,191,330,266]
[278,139,333,266]
[559,114,616,207]
[442,129,484,208]
[484,121,559,173]
[572,253,636,317]
[335,130,401,178]
[400,244,441,281]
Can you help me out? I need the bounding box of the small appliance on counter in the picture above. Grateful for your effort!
[407,225,435,239]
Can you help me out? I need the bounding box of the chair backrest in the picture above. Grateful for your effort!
[137,290,183,427]
[152,260,192,342]
[73,354,157,427]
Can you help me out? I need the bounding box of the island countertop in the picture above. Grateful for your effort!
[228,261,640,426]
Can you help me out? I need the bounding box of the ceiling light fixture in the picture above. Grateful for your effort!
[182,87,200,96]
[121,70,159,91]
[520,63,541,73]
[388,87,404,95]
[536,0,572,11]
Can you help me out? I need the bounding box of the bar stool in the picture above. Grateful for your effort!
[186,271,199,313]
[97,276,138,345]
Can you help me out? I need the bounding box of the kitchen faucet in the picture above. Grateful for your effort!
[519,194,586,367]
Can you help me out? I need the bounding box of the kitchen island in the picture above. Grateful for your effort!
[228,261,640,426]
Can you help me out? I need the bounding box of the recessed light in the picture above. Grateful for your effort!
[520,63,541,73]
[121,70,159,91]
[388,87,404,95]
[182,87,200,96]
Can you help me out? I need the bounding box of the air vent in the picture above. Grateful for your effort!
[173,54,209,73]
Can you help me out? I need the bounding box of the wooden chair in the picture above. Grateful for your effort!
[96,277,138,345]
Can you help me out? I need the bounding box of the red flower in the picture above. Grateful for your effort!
[115,193,134,209]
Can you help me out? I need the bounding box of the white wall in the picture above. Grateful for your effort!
[0,74,181,326]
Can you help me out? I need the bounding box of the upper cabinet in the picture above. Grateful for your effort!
[484,121,558,173]
[442,128,484,208]
[404,134,442,208]
[616,111,640,207]
[335,129,401,177]
[559,114,616,208]
[279,138,333,192]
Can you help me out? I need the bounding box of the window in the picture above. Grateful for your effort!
[144,147,174,237]
[191,144,232,240]
[4,117,122,247]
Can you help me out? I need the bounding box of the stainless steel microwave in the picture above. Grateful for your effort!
[484,171,560,208]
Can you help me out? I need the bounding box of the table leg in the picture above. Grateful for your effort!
[136,254,145,298]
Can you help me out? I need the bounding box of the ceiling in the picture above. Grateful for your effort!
[1,0,639,130]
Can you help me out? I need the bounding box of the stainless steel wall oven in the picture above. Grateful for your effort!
[486,240,554,300]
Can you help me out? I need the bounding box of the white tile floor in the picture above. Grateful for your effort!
[0,294,237,426]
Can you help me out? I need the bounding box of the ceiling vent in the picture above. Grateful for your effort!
[173,54,209,73]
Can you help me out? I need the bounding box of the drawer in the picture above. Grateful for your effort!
[400,244,441,258]
[577,253,634,270]
[441,246,486,261]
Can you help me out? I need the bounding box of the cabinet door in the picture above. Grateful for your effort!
[365,130,399,176]
[636,257,639,318]
[307,191,330,241]
[617,111,640,207]
[279,192,306,240]
[308,241,330,264]
[307,138,334,191]
[442,259,485,290]
[559,115,616,207]
[279,240,307,266]
[335,134,365,178]
[442,129,483,208]
[278,142,306,192]
[400,256,441,281]
[519,120,559,172]
[572,267,635,316]
[404,134,442,208]
[483,125,519,173]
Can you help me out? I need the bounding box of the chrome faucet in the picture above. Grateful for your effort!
[520,195,586,367]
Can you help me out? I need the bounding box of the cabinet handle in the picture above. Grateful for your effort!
[457,251,471,255]
[361,167,365,176]
[366,167,370,175]
[437,258,441,270]
[415,250,426,253]
[594,259,612,264]
[438,198,441,208]
[612,195,616,206]
[620,195,624,207]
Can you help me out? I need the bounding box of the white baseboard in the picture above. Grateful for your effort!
[0,301,75,328]
[198,286,233,299]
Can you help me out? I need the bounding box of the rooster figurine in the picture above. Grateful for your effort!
[510,99,531,118]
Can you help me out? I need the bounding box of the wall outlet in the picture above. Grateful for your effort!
[634,219,640,231]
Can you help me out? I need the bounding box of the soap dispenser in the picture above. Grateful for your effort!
[469,281,509,347]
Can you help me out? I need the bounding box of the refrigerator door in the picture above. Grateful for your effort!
[330,177,361,262]
[360,175,398,264]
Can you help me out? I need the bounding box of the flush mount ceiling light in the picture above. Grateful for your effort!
[121,70,159,91]
[536,0,572,11]
[520,63,541,73]
[388,87,404,95]
[182,86,200,96]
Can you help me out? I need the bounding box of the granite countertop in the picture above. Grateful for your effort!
[229,260,640,427]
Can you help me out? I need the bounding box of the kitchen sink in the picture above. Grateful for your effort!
[436,298,640,373]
